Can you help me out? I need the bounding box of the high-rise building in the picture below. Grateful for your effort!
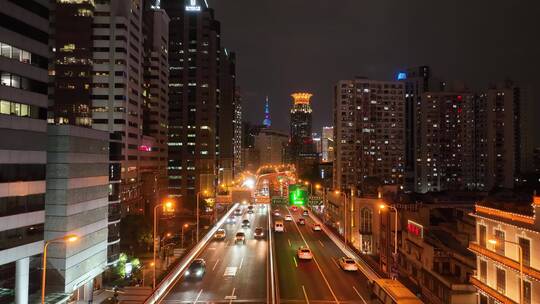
[141,5,170,215]
[415,91,476,193]
[0,1,49,302]
[289,92,313,154]
[163,0,234,204]
[477,81,521,190]
[321,126,335,163]
[312,132,322,155]
[233,88,242,176]
[254,129,288,166]
[263,96,271,128]
[218,49,237,186]
[333,78,405,192]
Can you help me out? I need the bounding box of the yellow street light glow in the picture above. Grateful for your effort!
[183,223,189,228]
[315,184,321,189]
[166,232,172,238]
[304,181,309,185]
[334,190,340,195]
[64,234,79,243]
[379,204,386,210]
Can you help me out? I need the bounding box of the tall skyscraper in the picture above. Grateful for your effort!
[233,88,243,176]
[289,92,317,178]
[477,81,521,190]
[218,49,237,186]
[333,78,405,192]
[263,96,271,128]
[162,0,235,204]
[415,91,476,192]
[0,1,49,301]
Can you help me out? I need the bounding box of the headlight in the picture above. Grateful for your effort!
[196,270,203,276]
[185,270,190,276]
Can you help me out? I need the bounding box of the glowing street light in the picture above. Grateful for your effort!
[41,234,78,304]
[380,203,399,280]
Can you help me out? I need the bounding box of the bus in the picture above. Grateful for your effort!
[370,279,423,304]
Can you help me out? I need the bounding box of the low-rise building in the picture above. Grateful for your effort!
[469,193,540,304]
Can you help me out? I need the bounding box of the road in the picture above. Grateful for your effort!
[273,205,372,304]
[162,204,270,303]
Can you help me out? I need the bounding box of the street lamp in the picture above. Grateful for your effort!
[41,234,78,304]
[380,204,399,280]
[153,200,174,289]
[334,190,349,241]
[488,239,524,304]
[181,223,190,248]
[196,190,209,243]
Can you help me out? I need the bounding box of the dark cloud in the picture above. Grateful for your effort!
[209,0,540,147]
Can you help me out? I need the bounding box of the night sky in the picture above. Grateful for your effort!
[208,0,540,153]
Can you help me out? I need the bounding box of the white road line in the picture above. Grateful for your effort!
[319,240,325,247]
[288,239,291,247]
[287,208,340,304]
[212,259,220,271]
[352,286,367,304]
[332,258,340,269]
[228,287,236,304]
[302,285,310,304]
[193,289,203,304]
[293,256,298,267]
[239,256,244,269]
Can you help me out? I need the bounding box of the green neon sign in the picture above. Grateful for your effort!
[288,186,307,206]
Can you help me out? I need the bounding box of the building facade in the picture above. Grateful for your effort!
[469,194,540,304]
[0,1,49,302]
[333,78,405,192]
[415,92,476,193]
[254,128,288,166]
[321,126,334,163]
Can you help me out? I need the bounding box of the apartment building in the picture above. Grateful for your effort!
[333,78,405,192]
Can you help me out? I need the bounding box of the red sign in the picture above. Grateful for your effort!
[138,145,152,152]
[407,220,423,238]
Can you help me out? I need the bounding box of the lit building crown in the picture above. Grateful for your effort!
[291,92,313,105]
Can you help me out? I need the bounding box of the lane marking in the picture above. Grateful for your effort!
[318,240,325,247]
[226,287,237,304]
[239,256,244,269]
[193,289,203,304]
[293,256,298,267]
[352,286,367,304]
[212,259,220,271]
[225,239,230,246]
[287,208,340,304]
[288,239,292,247]
[224,266,237,277]
[302,285,310,304]
[332,258,340,269]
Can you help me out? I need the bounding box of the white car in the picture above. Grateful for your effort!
[284,215,293,221]
[273,209,280,216]
[312,224,322,231]
[338,257,358,271]
[297,246,313,260]
[214,229,226,240]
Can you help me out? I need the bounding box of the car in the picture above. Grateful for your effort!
[184,259,206,278]
[234,208,243,216]
[297,246,313,260]
[274,220,284,232]
[284,215,293,221]
[312,224,322,231]
[214,229,226,240]
[291,206,298,212]
[254,227,264,238]
[247,208,254,214]
[338,257,358,271]
[235,231,246,244]
[302,210,309,216]
[298,218,306,225]
[241,219,250,228]
[247,205,254,210]
[226,216,236,224]
[273,209,280,216]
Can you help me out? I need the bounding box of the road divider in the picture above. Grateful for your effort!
[143,203,239,304]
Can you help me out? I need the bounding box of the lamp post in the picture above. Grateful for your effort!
[153,200,174,289]
[334,190,348,241]
[181,223,190,248]
[196,190,208,243]
[41,234,78,304]
[488,239,524,304]
[141,262,154,287]
[380,204,398,280]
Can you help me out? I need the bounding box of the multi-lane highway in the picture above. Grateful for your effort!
[273,205,372,304]
[161,205,270,303]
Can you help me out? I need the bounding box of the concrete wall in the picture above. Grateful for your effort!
[45,125,109,293]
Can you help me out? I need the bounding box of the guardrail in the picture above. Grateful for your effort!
[268,205,279,304]
[306,209,381,281]
[143,203,239,304]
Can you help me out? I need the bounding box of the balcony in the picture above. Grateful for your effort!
[469,243,540,281]
[470,276,517,304]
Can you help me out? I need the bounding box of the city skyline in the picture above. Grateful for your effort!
[209,0,540,149]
